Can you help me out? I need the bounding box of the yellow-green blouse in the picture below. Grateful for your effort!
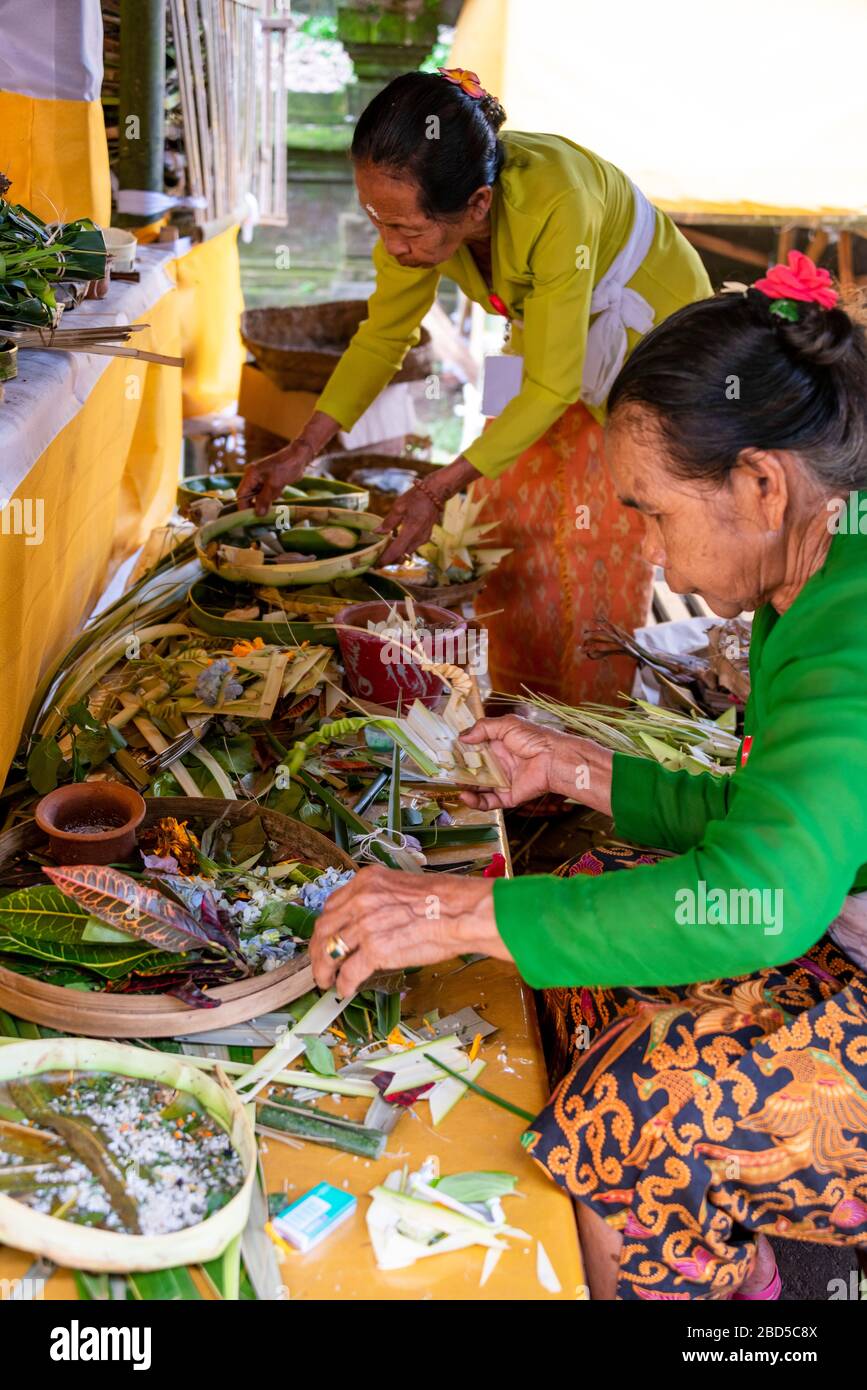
[316,130,710,478]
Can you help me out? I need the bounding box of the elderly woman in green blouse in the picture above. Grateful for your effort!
[310,255,867,1300]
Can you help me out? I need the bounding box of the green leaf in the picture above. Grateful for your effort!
[433,1171,518,1204]
[207,734,257,777]
[81,917,141,945]
[0,926,165,980]
[0,883,95,942]
[301,1036,337,1077]
[0,953,100,989]
[74,1271,110,1300]
[26,736,63,793]
[126,1267,202,1300]
[67,700,101,732]
[257,900,316,939]
[388,737,401,841]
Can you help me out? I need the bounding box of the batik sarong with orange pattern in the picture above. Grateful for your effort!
[473,402,652,705]
[526,846,867,1300]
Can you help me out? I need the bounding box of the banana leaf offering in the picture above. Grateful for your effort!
[0,814,354,1006]
[0,1070,244,1234]
[0,174,107,329]
[197,506,388,586]
[178,472,369,514]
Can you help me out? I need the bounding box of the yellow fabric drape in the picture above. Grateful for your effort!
[0,291,182,781]
[169,225,246,417]
[0,91,110,224]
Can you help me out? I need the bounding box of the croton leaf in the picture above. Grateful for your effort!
[41,865,224,956]
[166,980,220,1010]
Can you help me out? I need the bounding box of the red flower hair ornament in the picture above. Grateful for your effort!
[752,249,839,322]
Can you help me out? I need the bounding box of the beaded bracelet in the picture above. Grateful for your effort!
[413,475,444,511]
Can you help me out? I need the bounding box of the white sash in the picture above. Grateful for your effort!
[581,179,657,407]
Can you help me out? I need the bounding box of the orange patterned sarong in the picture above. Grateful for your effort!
[473,401,652,704]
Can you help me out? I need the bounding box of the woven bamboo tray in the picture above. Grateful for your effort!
[241,301,433,392]
[0,798,356,1038]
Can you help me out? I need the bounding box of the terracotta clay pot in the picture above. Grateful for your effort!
[35,783,146,864]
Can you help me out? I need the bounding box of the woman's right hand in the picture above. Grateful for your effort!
[458,715,613,815]
[236,439,315,516]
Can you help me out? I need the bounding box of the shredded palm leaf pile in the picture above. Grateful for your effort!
[518,691,741,776]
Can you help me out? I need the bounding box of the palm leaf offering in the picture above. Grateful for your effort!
[366,1157,526,1272]
[283,700,507,789]
[179,473,369,513]
[0,1038,255,1273]
[518,690,741,776]
[383,490,511,590]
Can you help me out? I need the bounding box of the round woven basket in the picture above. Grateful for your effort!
[240,301,433,392]
[315,452,444,517]
[0,798,356,1038]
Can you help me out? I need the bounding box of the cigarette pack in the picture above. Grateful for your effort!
[272,1182,357,1253]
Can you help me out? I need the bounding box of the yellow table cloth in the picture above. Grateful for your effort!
[0,263,182,784]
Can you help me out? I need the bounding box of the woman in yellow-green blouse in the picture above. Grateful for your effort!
[238,67,710,703]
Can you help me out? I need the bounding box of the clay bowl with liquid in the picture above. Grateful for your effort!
[35,784,147,864]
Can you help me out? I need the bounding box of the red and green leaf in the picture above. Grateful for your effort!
[42,865,224,956]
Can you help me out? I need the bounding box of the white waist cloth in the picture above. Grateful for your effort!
[580,179,657,408]
[829,893,867,973]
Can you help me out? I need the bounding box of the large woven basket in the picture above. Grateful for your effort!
[0,798,356,1038]
[241,300,433,392]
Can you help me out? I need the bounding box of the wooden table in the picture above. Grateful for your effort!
[256,955,585,1301]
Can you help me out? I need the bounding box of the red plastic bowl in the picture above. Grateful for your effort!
[334,600,467,710]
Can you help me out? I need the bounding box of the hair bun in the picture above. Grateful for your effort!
[479,92,507,131]
[778,303,854,367]
[746,288,855,368]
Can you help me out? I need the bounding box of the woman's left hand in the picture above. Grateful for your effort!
[377,455,481,566]
[377,485,441,566]
[309,864,511,997]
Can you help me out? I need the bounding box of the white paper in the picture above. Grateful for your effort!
[481,354,524,417]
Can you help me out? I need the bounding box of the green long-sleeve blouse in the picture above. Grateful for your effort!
[494,502,867,987]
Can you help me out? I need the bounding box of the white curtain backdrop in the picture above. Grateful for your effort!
[451,0,867,216]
